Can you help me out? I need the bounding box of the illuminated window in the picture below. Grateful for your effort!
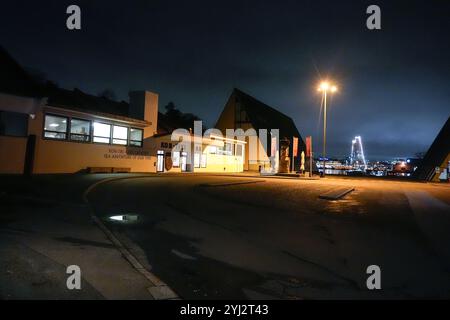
[70,118,91,142]
[201,154,207,168]
[236,144,243,156]
[93,122,111,144]
[209,146,217,154]
[44,114,68,140]
[113,125,128,145]
[194,153,201,168]
[130,128,143,147]
[217,143,233,155]
[172,151,180,167]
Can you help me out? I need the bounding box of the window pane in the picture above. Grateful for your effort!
[93,122,111,139]
[93,137,110,144]
[71,119,90,135]
[113,139,127,145]
[172,151,180,167]
[130,128,143,141]
[71,134,90,142]
[209,146,217,154]
[236,144,243,156]
[113,125,128,139]
[194,153,200,168]
[201,154,207,168]
[130,140,142,147]
[44,115,67,133]
[44,131,66,139]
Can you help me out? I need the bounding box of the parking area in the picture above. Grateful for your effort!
[87,174,450,299]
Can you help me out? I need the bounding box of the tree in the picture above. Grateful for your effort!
[163,102,201,130]
[98,89,116,101]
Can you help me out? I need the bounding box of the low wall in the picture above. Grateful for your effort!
[0,135,27,174]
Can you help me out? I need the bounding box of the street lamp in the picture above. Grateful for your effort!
[317,81,338,176]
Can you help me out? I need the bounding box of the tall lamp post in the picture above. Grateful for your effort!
[317,81,338,177]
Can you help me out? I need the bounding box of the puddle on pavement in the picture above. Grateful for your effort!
[107,214,139,223]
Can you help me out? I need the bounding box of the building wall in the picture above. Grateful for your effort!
[0,135,27,174]
[129,91,159,142]
[432,153,450,182]
[32,139,156,173]
[27,107,156,174]
[149,134,245,173]
[215,93,271,171]
[194,153,244,173]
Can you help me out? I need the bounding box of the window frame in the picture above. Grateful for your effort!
[92,121,112,144]
[129,127,144,148]
[201,154,207,168]
[112,124,129,146]
[42,113,145,148]
[172,151,180,168]
[43,113,69,141]
[194,152,201,168]
[69,117,92,143]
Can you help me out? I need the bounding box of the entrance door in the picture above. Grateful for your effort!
[23,134,36,175]
[157,150,164,172]
[180,151,187,172]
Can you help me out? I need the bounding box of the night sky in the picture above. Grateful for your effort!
[1,0,449,160]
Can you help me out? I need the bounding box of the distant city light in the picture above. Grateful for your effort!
[350,136,367,170]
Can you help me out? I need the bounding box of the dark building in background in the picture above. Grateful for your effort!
[215,88,312,172]
[413,116,450,182]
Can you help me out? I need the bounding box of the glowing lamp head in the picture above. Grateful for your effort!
[318,82,330,91]
[317,81,338,93]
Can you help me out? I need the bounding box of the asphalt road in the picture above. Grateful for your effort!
[87,174,450,299]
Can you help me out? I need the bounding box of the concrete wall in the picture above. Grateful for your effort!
[0,135,27,174]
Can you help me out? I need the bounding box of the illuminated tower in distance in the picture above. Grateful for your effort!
[350,136,367,170]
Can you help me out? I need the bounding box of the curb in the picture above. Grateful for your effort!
[82,175,179,300]
[198,179,265,187]
[319,187,355,200]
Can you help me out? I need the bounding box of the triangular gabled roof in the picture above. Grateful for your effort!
[231,88,303,143]
[413,116,450,181]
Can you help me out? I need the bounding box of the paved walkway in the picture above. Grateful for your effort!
[0,174,156,299]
